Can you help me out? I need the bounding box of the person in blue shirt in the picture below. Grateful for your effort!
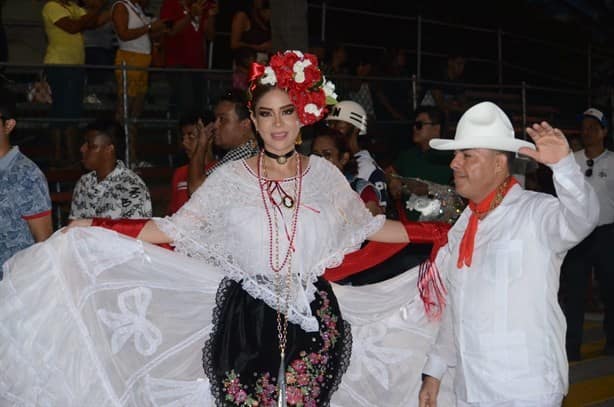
[0,99,52,274]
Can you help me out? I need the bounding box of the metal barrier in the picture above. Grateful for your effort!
[1,61,233,169]
[3,61,610,148]
[308,2,614,94]
[6,2,613,91]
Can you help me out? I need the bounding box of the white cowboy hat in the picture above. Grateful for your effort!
[429,101,536,152]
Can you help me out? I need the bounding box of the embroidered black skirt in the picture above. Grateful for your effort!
[203,278,352,406]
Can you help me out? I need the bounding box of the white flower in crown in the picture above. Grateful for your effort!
[304,103,323,117]
[292,50,305,58]
[322,77,338,101]
[293,59,313,84]
[261,66,277,86]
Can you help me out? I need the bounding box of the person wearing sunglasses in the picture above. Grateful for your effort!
[561,107,614,361]
[387,106,454,204]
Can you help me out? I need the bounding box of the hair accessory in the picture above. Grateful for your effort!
[248,50,338,125]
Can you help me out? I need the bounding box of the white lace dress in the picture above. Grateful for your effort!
[0,156,454,406]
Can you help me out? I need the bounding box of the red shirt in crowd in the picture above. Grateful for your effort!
[168,161,217,215]
[359,184,380,209]
[160,0,215,68]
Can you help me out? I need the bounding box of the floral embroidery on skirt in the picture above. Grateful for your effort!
[203,278,352,406]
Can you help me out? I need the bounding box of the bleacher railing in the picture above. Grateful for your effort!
[308,2,614,97]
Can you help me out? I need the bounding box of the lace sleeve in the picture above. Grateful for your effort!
[153,168,232,262]
[317,158,386,269]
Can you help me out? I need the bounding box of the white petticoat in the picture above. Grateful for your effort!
[0,228,455,406]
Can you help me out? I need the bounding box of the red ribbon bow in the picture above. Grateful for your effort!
[248,62,266,91]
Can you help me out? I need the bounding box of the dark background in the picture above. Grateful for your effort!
[210,0,614,88]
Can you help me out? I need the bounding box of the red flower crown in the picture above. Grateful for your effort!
[248,50,338,125]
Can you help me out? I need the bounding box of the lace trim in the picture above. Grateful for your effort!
[317,214,385,271]
[329,316,353,403]
[202,278,234,406]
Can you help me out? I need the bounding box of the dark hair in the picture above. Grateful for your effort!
[217,88,250,121]
[497,151,516,174]
[413,105,447,137]
[248,83,277,112]
[313,126,358,176]
[0,97,16,121]
[84,119,126,161]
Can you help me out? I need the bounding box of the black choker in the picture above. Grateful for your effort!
[263,149,296,165]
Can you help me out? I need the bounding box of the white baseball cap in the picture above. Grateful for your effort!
[325,100,368,135]
[582,107,607,127]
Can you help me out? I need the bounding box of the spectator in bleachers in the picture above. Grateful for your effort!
[373,47,411,122]
[373,47,412,150]
[269,0,308,51]
[0,100,52,274]
[311,126,383,216]
[69,119,152,219]
[183,88,259,195]
[42,0,106,165]
[230,0,272,63]
[421,51,468,123]
[82,0,114,104]
[387,106,453,201]
[321,43,349,99]
[347,54,376,121]
[231,46,256,92]
[307,38,326,63]
[325,100,389,211]
[111,0,168,165]
[321,43,349,78]
[561,107,614,360]
[168,111,217,215]
[160,0,218,117]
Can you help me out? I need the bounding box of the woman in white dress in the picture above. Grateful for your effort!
[0,51,454,406]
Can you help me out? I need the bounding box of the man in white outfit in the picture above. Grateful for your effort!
[418,101,599,406]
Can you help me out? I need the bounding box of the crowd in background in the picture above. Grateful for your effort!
[0,0,613,366]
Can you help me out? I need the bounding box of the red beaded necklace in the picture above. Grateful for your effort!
[257,149,303,404]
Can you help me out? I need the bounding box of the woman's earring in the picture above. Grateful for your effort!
[295,132,303,146]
